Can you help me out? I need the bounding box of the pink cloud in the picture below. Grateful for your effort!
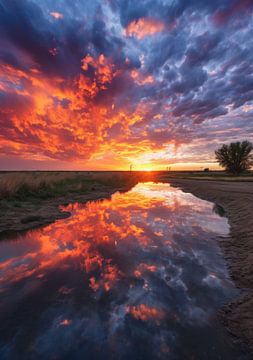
[50,12,64,20]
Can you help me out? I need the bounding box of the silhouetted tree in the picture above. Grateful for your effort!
[215,141,253,174]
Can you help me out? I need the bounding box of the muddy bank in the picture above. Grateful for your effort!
[168,178,253,353]
[0,185,133,239]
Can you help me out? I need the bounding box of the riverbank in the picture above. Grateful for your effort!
[167,178,253,354]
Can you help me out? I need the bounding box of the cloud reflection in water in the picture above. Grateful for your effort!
[0,182,240,359]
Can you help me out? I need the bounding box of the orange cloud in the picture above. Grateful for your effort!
[0,57,127,163]
[125,18,165,39]
[0,58,164,169]
[126,304,165,324]
[81,54,117,91]
[131,70,154,85]
[0,54,186,170]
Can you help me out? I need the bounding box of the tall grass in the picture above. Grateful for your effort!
[0,171,148,200]
[0,172,75,199]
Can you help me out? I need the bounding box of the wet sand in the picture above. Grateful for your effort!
[169,178,253,354]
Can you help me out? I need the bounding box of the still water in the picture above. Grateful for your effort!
[0,183,242,359]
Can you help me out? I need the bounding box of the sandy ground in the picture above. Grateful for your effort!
[168,178,253,354]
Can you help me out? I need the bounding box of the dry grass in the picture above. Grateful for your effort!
[157,170,253,182]
[0,171,149,200]
[0,172,76,199]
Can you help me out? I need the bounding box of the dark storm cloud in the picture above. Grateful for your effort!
[0,0,126,77]
[111,0,234,27]
[1,1,102,77]
[184,32,222,67]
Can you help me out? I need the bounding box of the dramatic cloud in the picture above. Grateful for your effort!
[124,18,165,39]
[0,0,253,170]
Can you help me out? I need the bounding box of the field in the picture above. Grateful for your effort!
[0,170,252,201]
[0,171,153,200]
[158,170,253,182]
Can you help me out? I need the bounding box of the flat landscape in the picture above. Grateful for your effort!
[1,170,252,236]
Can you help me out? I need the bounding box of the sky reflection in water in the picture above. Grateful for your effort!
[0,183,241,359]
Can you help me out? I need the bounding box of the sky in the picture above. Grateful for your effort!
[0,0,253,171]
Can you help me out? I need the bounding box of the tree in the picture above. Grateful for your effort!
[215,141,253,174]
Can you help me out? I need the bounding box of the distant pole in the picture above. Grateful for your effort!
[130,164,133,172]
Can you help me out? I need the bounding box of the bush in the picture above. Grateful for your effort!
[215,141,253,174]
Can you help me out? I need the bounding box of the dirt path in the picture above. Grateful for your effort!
[168,178,253,354]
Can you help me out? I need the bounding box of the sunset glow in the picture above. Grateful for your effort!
[0,0,253,170]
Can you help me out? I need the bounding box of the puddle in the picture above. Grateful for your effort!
[0,182,243,359]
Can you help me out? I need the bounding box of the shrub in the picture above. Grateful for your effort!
[215,141,253,174]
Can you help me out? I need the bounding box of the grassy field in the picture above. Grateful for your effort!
[0,170,252,202]
[158,170,253,182]
[0,171,154,201]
